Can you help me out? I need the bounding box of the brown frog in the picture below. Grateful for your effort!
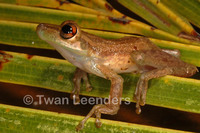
[36,20,197,131]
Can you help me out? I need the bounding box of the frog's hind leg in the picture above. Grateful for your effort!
[134,67,173,114]
[134,64,196,114]
[131,50,180,114]
[70,68,92,104]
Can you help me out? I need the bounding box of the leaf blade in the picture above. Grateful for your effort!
[161,0,200,29]
[0,104,190,133]
[0,3,200,45]
[0,0,108,16]
[0,20,200,67]
[117,0,198,37]
[0,51,200,114]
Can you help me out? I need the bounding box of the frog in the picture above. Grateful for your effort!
[36,20,198,131]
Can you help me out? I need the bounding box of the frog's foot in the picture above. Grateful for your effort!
[86,85,93,92]
[131,45,197,115]
[70,68,82,104]
[71,68,92,104]
[70,83,80,105]
[70,93,80,105]
[83,72,93,92]
[134,65,198,111]
[85,77,92,92]
[134,75,147,114]
[134,67,176,114]
[76,104,119,131]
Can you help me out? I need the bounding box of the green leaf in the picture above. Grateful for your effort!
[0,1,200,132]
[0,20,200,67]
[0,0,107,16]
[72,0,129,18]
[0,104,189,133]
[0,3,200,46]
[161,0,200,29]
[0,51,200,114]
[117,0,198,37]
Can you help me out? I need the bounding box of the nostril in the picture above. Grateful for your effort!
[36,23,45,31]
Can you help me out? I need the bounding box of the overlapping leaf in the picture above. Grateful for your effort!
[0,3,200,46]
[0,20,200,66]
[162,0,200,29]
[0,51,200,114]
[117,0,199,39]
[0,104,190,133]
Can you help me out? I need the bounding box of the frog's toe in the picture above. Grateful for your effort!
[140,90,146,106]
[95,118,102,128]
[74,99,80,105]
[76,122,84,131]
[86,86,93,92]
[140,101,145,106]
[70,93,74,100]
[134,93,142,114]
[135,91,142,114]
[135,105,141,114]
[134,90,142,111]
[140,86,148,106]
[71,94,80,105]
[134,90,140,102]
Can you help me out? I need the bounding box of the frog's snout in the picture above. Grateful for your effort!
[186,65,198,77]
[36,23,60,41]
[36,23,46,38]
[36,23,45,32]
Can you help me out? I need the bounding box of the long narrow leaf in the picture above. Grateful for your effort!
[0,51,200,114]
[162,0,200,29]
[0,20,200,66]
[117,0,198,38]
[0,20,131,49]
[0,3,200,46]
[0,0,151,28]
[0,104,190,133]
[0,0,108,16]
[72,0,131,19]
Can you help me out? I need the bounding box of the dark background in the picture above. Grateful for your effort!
[0,1,200,132]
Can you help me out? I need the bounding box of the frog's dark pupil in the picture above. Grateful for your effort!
[62,25,73,34]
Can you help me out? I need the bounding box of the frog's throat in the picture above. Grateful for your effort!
[48,40,88,57]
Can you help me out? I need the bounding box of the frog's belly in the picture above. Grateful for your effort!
[102,55,138,73]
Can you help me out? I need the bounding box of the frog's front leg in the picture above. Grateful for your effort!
[76,65,123,131]
[70,68,92,104]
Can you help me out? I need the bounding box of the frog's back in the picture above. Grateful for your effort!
[81,31,160,56]
[81,32,163,74]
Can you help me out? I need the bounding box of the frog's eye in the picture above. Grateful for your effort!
[60,23,77,39]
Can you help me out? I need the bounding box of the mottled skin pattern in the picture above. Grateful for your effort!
[36,20,198,131]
